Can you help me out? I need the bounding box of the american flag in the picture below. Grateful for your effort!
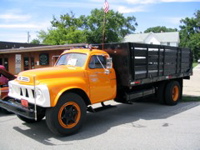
[103,0,109,13]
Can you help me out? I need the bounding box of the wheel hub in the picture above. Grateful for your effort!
[58,101,81,129]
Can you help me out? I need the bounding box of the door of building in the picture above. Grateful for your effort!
[0,58,9,71]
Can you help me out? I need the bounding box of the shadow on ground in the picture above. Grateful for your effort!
[11,98,200,146]
[0,108,14,117]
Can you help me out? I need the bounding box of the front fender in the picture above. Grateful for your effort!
[0,87,9,100]
[42,77,89,107]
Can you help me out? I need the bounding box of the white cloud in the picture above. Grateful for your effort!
[0,33,28,42]
[161,0,200,2]
[118,5,148,13]
[125,0,200,4]
[0,13,31,22]
[0,24,39,29]
[88,0,104,2]
[0,21,51,30]
[125,0,158,4]
[38,1,100,9]
[0,22,50,42]
[164,17,182,25]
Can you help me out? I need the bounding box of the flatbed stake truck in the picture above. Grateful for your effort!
[0,42,192,136]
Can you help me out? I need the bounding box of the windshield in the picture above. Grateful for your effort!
[55,53,87,67]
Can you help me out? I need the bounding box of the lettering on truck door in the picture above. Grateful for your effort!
[87,55,114,104]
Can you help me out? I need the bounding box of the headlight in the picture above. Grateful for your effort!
[36,88,43,101]
[32,84,50,107]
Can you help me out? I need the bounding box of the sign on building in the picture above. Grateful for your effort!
[15,54,21,74]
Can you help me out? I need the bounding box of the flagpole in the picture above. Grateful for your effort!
[102,11,106,50]
[102,0,109,50]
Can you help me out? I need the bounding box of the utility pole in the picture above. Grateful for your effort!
[27,31,31,43]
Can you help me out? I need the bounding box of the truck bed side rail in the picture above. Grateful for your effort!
[99,42,192,88]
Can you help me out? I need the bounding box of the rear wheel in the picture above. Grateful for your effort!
[46,92,86,136]
[165,81,181,105]
[157,82,166,104]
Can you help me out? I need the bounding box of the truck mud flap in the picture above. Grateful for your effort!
[0,99,35,119]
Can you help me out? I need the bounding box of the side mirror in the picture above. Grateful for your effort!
[106,58,112,69]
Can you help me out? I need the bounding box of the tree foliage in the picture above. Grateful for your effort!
[84,9,137,43]
[144,26,177,33]
[38,9,137,45]
[179,10,200,61]
[38,12,87,45]
[30,39,40,44]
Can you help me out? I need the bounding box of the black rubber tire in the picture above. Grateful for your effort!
[165,81,181,106]
[157,82,166,104]
[45,92,86,136]
[17,113,45,123]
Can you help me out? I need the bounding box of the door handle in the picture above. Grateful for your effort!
[104,69,110,75]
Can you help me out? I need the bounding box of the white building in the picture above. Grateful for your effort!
[124,32,180,47]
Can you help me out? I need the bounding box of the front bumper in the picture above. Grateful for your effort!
[0,99,35,120]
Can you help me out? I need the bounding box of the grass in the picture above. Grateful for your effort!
[193,62,198,68]
[182,96,200,102]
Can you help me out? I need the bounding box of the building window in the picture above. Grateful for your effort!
[31,57,35,69]
[39,53,49,65]
[24,57,29,70]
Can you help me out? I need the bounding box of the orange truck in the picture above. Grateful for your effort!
[0,43,192,136]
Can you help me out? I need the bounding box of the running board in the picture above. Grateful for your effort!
[126,87,155,103]
[87,102,116,113]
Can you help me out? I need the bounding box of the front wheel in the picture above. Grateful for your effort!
[46,92,86,136]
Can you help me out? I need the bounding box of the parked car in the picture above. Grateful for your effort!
[198,59,200,63]
[0,65,16,113]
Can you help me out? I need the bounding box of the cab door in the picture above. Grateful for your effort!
[87,55,116,104]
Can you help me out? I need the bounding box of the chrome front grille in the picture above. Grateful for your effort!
[8,80,51,107]
[10,83,35,101]
[19,87,35,99]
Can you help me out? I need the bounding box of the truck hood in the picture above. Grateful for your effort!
[16,66,85,84]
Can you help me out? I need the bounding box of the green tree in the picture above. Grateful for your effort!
[37,9,137,44]
[144,26,177,33]
[195,10,200,27]
[179,10,200,61]
[30,39,40,44]
[84,9,137,43]
[38,12,87,45]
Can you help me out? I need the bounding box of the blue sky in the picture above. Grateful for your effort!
[0,0,199,43]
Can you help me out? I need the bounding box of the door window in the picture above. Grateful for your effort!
[89,55,106,69]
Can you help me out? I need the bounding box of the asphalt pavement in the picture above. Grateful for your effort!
[0,65,200,150]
